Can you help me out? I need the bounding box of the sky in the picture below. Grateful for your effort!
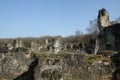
[0,0,120,38]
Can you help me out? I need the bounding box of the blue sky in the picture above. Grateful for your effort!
[0,0,120,38]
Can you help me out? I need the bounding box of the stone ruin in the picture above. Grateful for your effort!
[97,8,110,31]
[89,38,99,54]
[97,8,120,51]
[45,38,49,44]
[13,39,24,49]
[13,39,28,53]
[1,8,120,80]
[0,52,31,78]
[29,38,63,54]
[0,39,26,53]
[47,38,63,54]
[0,44,9,53]
[0,49,115,80]
[31,42,41,53]
[53,38,63,53]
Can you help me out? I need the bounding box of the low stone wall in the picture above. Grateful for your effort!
[0,52,31,78]
[0,52,114,80]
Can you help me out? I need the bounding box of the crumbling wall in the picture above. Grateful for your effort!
[97,8,120,51]
[97,8,110,31]
[0,52,32,79]
[0,52,114,80]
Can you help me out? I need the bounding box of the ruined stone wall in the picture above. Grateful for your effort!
[0,52,32,79]
[97,8,120,51]
[98,28,115,51]
[13,39,24,48]
[0,52,114,80]
[97,8,110,32]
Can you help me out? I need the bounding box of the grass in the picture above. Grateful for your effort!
[84,54,111,64]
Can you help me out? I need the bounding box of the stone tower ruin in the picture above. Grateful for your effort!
[97,8,110,32]
[97,8,120,51]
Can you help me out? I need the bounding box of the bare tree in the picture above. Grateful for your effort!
[86,19,99,35]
